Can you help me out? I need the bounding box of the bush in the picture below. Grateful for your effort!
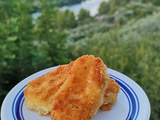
[67,22,112,42]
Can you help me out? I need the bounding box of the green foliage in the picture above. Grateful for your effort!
[0,0,36,105]
[55,0,84,6]
[56,9,77,29]
[0,18,18,97]
[35,0,69,66]
[109,0,131,6]
[0,0,69,106]
[67,11,77,28]
[126,2,159,19]
[0,0,16,21]
[100,0,131,15]
[0,18,18,69]
[153,0,160,6]
[98,1,111,15]
[77,8,92,24]
[101,1,159,26]
[56,10,66,30]
[67,22,113,42]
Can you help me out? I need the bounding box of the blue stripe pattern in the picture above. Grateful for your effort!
[110,74,140,120]
[12,74,140,120]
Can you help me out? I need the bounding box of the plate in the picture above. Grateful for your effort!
[1,66,151,120]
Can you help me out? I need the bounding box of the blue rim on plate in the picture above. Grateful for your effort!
[11,74,140,120]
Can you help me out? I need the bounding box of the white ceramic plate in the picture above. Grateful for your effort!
[1,66,151,120]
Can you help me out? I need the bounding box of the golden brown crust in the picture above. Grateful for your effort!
[101,78,120,111]
[24,63,73,115]
[102,78,120,107]
[51,55,109,120]
[100,104,112,111]
[24,55,120,117]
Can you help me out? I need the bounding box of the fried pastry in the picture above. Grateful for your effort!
[24,55,120,118]
[51,55,109,120]
[101,78,120,110]
[103,78,120,105]
[24,63,73,115]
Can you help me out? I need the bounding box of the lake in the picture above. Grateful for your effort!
[32,0,109,20]
[61,0,109,16]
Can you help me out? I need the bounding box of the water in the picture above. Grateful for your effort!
[32,12,41,21]
[61,0,109,16]
[32,0,109,20]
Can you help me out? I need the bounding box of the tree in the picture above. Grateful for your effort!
[63,9,77,28]
[56,10,66,30]
[0,0,16,21]
[77,8,91,22]
[0,18,18,100]
[0,0,35,105]
[36,0,69,66]
[98,1,111,15]
[55,9,77,29]
[67,11,77,28]
[58,0,84,6]
[153,0,160,6]
[12,0,35,79]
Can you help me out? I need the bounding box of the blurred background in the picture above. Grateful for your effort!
[0,0,160,119]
